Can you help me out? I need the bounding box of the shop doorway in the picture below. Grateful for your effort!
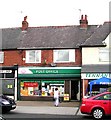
[71,80,79,100]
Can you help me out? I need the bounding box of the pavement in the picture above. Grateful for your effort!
[16,101,80,107]
[15,101,82,115]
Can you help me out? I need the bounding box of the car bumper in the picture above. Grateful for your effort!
[11,104,16,109]
[80,105,91,114]
[2,103,16,112]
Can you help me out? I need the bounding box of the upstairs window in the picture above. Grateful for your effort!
[26,50,41,63]
[0,52,4,63]
[99,48,109,62]
[53,49,75,63]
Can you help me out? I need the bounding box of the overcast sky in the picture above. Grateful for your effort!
[0,0,110,28]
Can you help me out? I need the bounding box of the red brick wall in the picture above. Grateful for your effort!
[0,49,82,67]
[41,50,53,64]
[0,50,23,66]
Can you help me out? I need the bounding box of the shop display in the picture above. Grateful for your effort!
[20,80,64,97]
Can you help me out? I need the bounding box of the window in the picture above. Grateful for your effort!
[0,52,4,63]
[99,48,109,62]
[20,80,64,97]
[53,49,75,63]
[94,94,111,100]
[26,50,41,63]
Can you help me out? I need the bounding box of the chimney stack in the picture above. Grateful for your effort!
[22,16,28,31]
[79,15,88,28]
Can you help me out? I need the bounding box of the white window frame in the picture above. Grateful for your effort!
[53,49,75,63]
[0,52,4,63]
[99,48,109,62]
[25,50,41,63]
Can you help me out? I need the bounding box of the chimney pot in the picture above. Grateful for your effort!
[24,16,27,21]
[81,15,83,20]
[85,15,87,20]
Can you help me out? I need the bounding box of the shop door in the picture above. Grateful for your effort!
[71,80,79,100]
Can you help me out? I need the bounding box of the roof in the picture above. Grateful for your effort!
[1,28,22,49]
[1,22,111,50]
[1,25,98,50]
[80,22,111,47]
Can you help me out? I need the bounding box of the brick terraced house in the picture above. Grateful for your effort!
[0,15,110,101]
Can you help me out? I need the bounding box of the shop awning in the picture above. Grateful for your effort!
[89,77,111,96]
[81,64,111,73]
[18,73,80,79]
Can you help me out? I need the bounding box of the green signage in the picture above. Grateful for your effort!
[18,74,80,78]
[18,67,81,78]
[29,69,81,74]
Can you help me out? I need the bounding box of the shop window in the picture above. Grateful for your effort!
[99,48,109,62]
[87,83,109,96]
[0,73,4,78]
[20,80,64,97]
[25,50,41,63]
[0,52,4,63]
[53,49,75,63]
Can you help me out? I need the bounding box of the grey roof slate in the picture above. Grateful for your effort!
[1,22,110,50]
[20,26,99,49]
[80,22,111,47]
[1,28,22,49]
[1,25,98,50]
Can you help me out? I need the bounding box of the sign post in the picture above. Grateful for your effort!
[64,94,69,101]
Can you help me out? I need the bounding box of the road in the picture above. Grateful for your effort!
[2,113,111,120]
[2,106,111,120]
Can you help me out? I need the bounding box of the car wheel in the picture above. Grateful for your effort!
[92,108,104,119]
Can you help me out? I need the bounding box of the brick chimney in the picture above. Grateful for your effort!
[79,15,88,28]
[22,16,28,31]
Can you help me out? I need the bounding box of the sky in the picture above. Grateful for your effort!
[0,0,110,28]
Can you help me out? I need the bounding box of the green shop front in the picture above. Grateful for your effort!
[18,67,81,101]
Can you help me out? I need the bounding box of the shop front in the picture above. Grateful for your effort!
[18,67,81,101]
[0,65,18,100]
[89,77,111,96]
[81,65,111,97]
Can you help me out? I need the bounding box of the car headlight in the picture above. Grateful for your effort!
[2,100,10,105]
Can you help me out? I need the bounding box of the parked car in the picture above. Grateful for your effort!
[80,92,111,119]
[0,95,16,113]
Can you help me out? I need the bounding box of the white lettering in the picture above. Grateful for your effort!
[82,73,111,79]
[0,70,12,73]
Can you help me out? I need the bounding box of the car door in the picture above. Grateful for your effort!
[108,93,111,114]
[94,93,111,114]
[100,93,111,114]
